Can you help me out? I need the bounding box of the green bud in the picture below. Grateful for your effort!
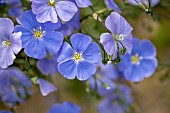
[31,76,38,84]
[121,47,127,55]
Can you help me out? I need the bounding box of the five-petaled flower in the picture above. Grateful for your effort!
[0,18,22,68]
[14,10,64,59]
[118,38,158,82]
[57,33,102,81]
[100,12,133,59]
[31,0,78,23]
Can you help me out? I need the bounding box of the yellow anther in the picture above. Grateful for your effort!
[48,0,56,6]
[34,30,43,38]
[73,52,81,61]
[131,54,142,65]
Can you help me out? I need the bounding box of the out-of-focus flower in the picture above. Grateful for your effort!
[118,38,158,82]
[37,53,58,76]
[31,0,78,23]
[57,33,102,81]
[98,85,133,113]
[0,110,13,113]
[7,0,23,18]
[89,63,120,95]
[128,0,160,7]
[37,78,57,96]
[0,18,22,68]
[104,0,122,13]
[0,67,32,107]
[15,10,63,59]
[48,101,81,113]
[100,12,133,58]
[58,10,80,36]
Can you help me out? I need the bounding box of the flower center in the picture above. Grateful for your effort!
[34,30,43,38]
[48,0,56,6]
[73,52,82,61]
[1,40,12,47]
[131,53,143,65]
[114,34,124,41]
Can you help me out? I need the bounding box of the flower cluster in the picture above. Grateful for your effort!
[0,0,160,112]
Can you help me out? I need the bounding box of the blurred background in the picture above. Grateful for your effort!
[1,0,170,113]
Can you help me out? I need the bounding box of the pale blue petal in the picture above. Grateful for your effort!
[58,59,77,79]
[77,61,96,81]
[37,78,57,96]
[0,18,14,37]
[43,31,63,54]
[140,59,158,77]
[100,33,116,55]
[24,39,46,59]
[56,1,78,22]
[82,42,102,64]
[139,39,157,58]
[36,7,58,23]
[75,0,92,7]
[18,10,40,30]
[124,65,144,82]
[57,42,74,62]
[10,32,22,54]
[70,33,92,53]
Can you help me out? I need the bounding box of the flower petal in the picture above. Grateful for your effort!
[100,33,116,55]
[18,10,40,30]
[105,12,133,35]
[82,42,102,64]
[58,59,77,80]
[70,33,92,53]
[140,59,158,77]
[75,0,92,7]
[57,42,74,62]
[56,1,78,22]
[77,61,96,81]
[10,32,22,54]
[37,78,57,96]
[0,47,15,68]
[0,18,14,37]
[124,65,144,82]
[36,7,58,23]
[43,31,63,54]
[139,39,157,58]
[24,39,46,59]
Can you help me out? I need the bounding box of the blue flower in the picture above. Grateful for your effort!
[104,0,122,13]
[118,38,158,82]
[89,63,120,95]
[48,101,81,113]
[100,12,133,58]
[37,78,57,96]
[0,18,22,68]
[58,10,80,36]
[57,33,102,81]
[31,0,78,23]
[98,85,133,113]
[74,0,92,8]
[7,0,23,18]
[0,111,13,113]
[128,0,160,7]
[15,10,64,59]
[0,67,32,107]
[0,0,5,4]
[37,53,58,76]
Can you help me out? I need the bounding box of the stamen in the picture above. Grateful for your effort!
[73,52,82,61]
[1,40,12,47]
[48,0,56,6]
[131,53,143,65]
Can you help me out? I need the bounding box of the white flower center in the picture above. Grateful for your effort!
[1,40,12,47]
